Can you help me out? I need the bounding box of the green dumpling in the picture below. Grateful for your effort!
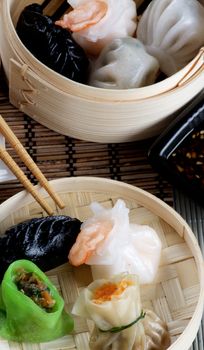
[0,259,74,342]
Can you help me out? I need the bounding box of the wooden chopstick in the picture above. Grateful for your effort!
[0,115,65,209]
[0,147,54,215]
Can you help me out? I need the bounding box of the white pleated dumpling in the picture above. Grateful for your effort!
[89,37,160,89]
[143,310,171,350]
[137,0,204,76]
[55,0,137,55]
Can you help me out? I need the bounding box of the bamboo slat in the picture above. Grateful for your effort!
[0,177,203,350]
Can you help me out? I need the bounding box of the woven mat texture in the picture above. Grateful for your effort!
[0,70,173,205]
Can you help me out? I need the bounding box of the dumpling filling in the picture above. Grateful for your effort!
[55,1,108,32]
[15,269,55,311]
[92,279,134,304]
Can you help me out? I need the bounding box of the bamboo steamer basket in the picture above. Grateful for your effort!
[0,1,204,143]
[0,177,203,350]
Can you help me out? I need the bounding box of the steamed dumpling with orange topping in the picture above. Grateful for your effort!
[137,0,204,76]
[72,273,146,349]
[72,273,171,350]
[55,0,137,55]
[68,199,162,284]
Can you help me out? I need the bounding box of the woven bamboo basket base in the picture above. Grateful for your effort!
[0,177,203,350]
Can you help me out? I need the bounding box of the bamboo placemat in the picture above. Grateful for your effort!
[0,69,173,205]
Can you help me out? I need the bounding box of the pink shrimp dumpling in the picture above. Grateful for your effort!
[55,0,137,55]
[68,199,162,284]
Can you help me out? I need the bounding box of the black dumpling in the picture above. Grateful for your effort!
[0,215,82,280]
[16,3,89,83]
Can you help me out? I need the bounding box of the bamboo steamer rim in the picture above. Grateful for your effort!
[3,0,204,102]
[0,177,203,350]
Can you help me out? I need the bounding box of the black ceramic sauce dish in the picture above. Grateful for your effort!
[148,90,204,206]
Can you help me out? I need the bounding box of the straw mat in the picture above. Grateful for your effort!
[0,69,173,205]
